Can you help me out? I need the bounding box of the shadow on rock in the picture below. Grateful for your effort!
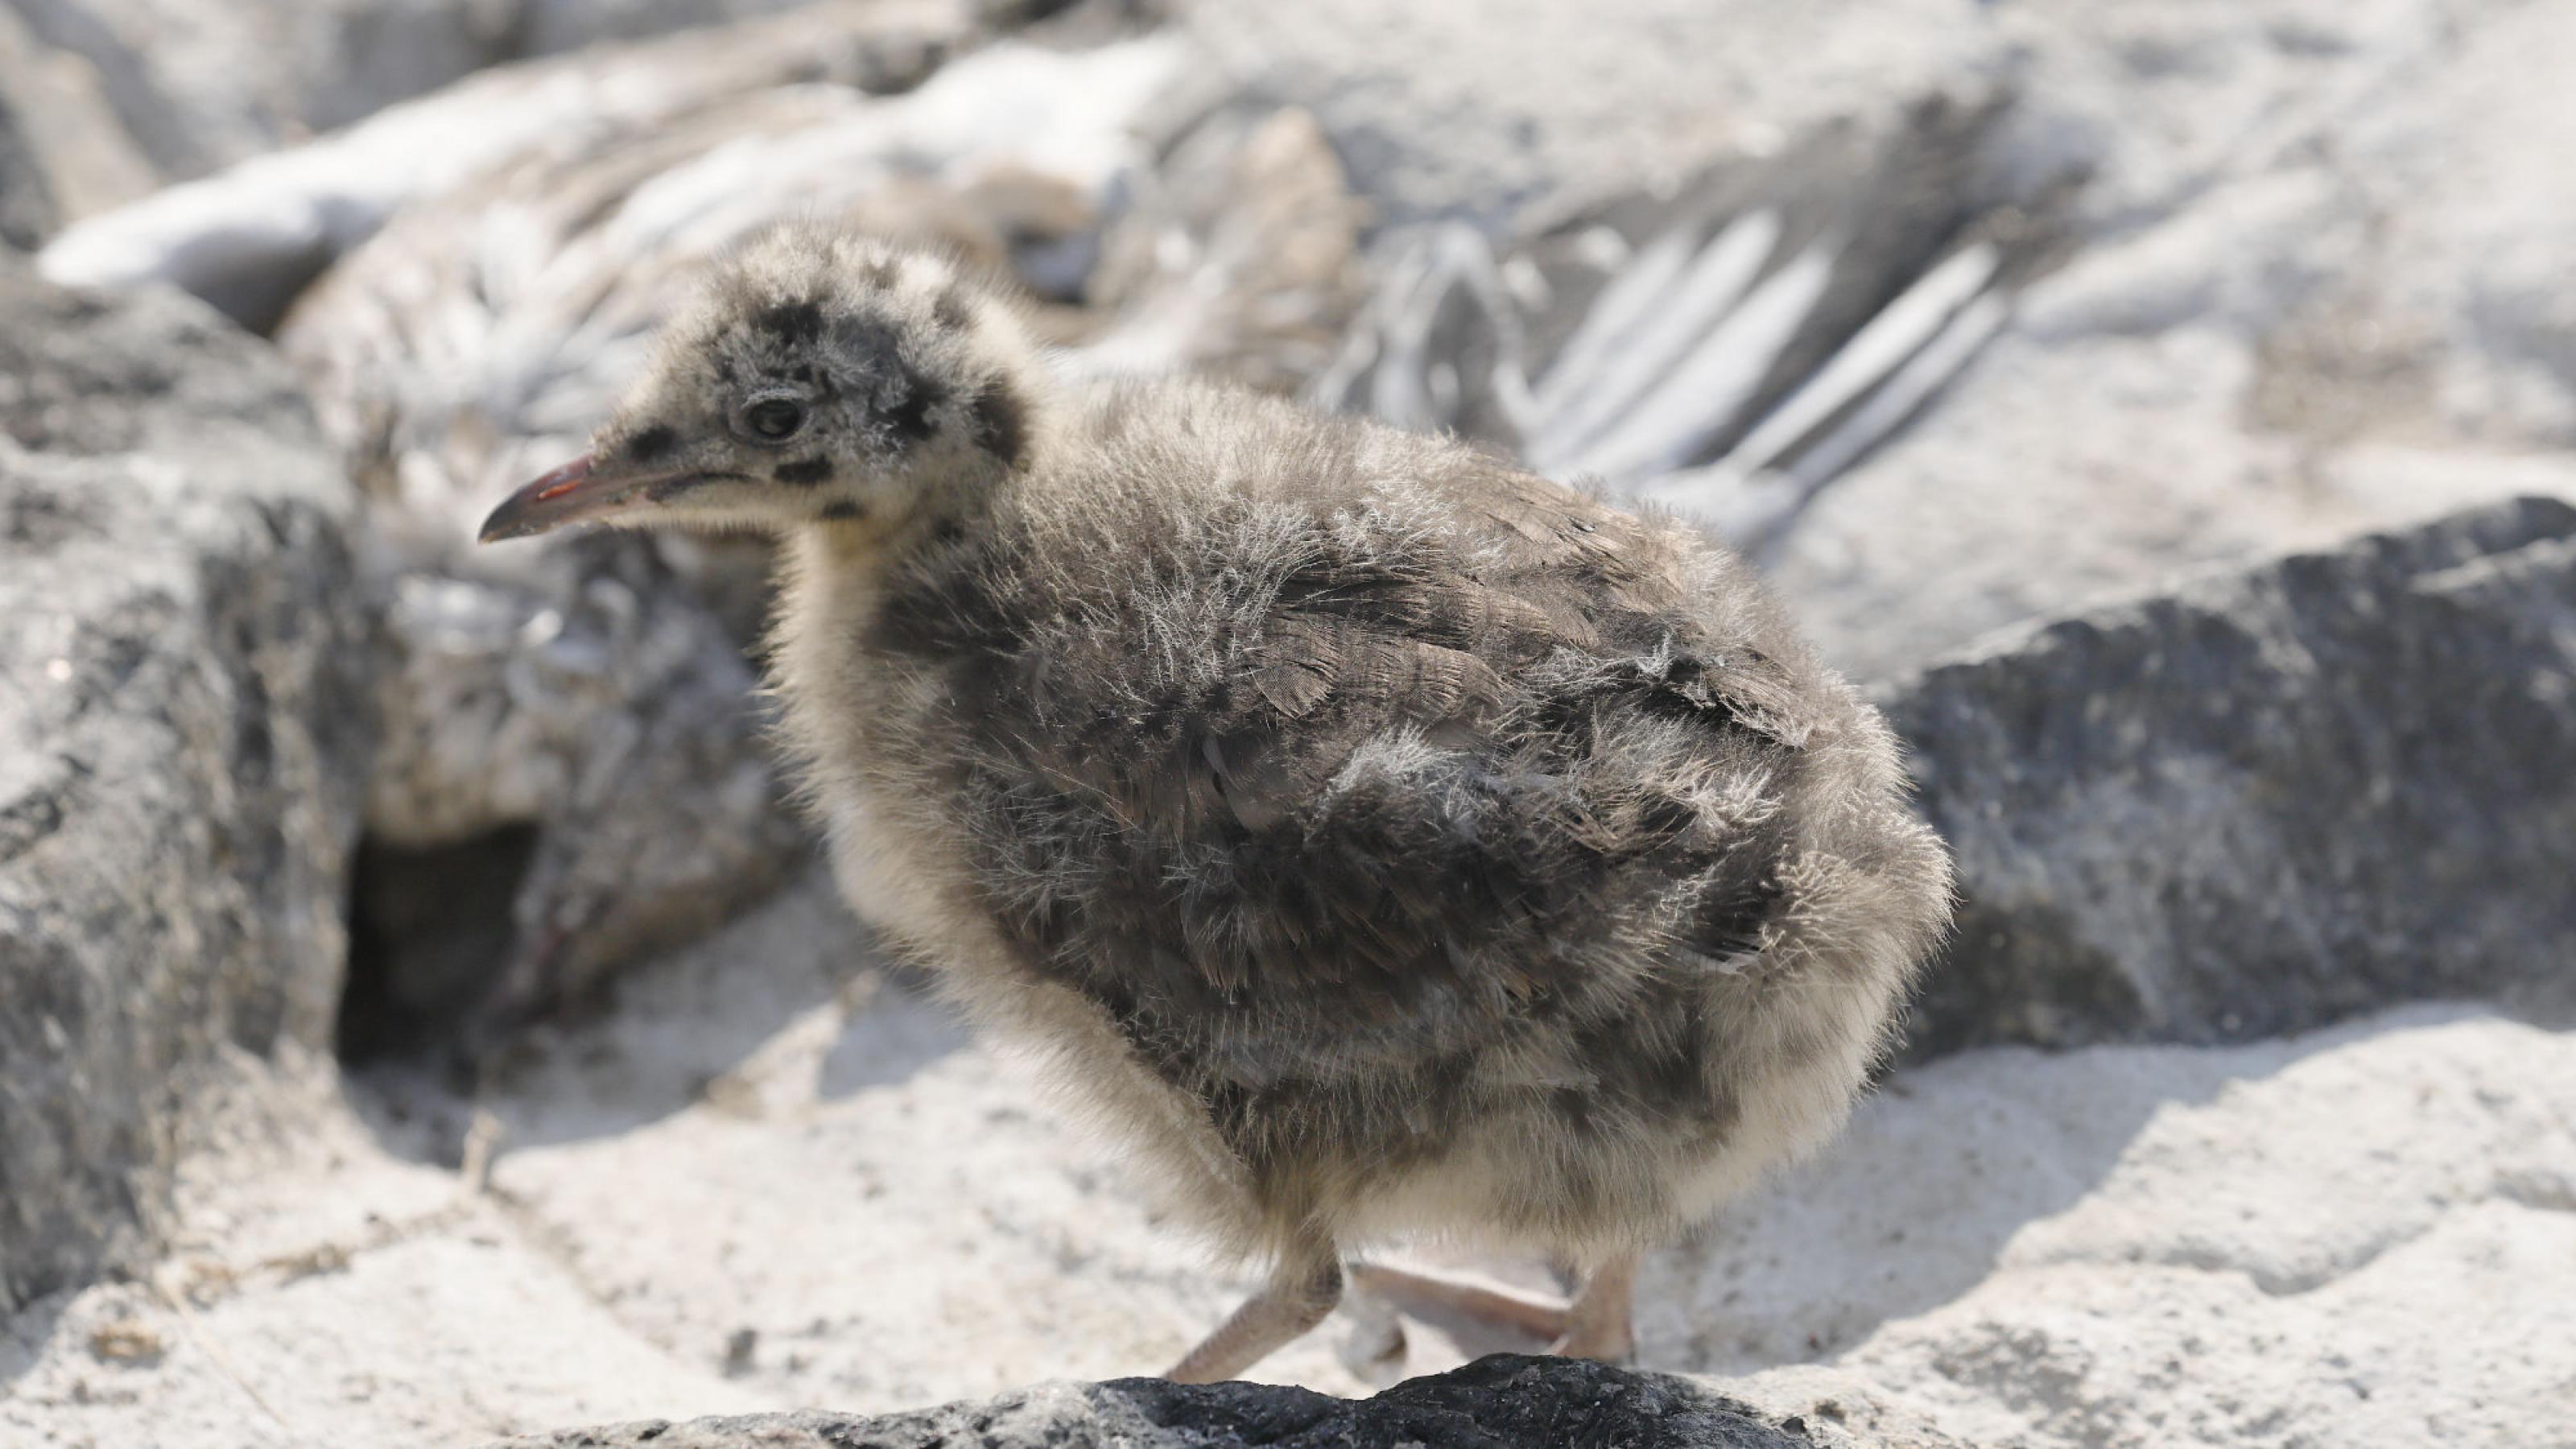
[1646,1001,2515,1377]
[346,865,971,1162]
[817,989,974,1100]
[0,1294,68,1394]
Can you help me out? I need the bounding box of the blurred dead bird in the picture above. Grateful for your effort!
[477,225,1952,1381]
[1317,85,2049,562]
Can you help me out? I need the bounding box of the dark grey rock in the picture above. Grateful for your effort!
[487,1355,1841,1448]
[1890,495,2576,1059]
[0,266,369,1311]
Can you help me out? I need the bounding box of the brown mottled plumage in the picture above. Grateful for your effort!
[480,225,1954,1382]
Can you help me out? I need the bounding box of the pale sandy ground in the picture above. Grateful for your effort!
[5,870,2570,1447]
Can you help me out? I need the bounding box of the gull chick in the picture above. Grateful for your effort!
[480,225,1953,1382]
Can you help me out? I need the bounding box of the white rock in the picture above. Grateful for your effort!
[10,875,2566,1449]
[1185,0,1985,227]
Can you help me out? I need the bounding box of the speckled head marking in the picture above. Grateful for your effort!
[478,225,1046,545]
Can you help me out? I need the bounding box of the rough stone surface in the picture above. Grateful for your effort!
[0,88,52,250]
[1889,496,2576,1059]
[1755,0,2576,679]
[1079,101,1371,394]
[35,0,976,330]
[1669,1005,2576,1449]
[0,0,947,186]
[6,945,2562,1446]
[1185,0,1984,230]
[341,541,803,1045]
[0,3,158,249]
[0,265,369,1311]
[4,0,514,179]
[486,1356,1842,1449]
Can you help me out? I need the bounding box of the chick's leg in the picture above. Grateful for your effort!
[1547,1249,1639,1361]
[1165,1249,1344,1384]
[1344,1260,1572,1341]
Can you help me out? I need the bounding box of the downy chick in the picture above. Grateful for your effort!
[480,225,1954,1381]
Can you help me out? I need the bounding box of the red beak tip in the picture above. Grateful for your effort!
[477,452,599,545]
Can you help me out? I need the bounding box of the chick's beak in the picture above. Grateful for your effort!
[477,454,681,543]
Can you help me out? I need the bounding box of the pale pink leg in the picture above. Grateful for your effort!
[1166,1249,1344,1384]
[1546,1249,1638,1361]
[1345,1259,1573,1342]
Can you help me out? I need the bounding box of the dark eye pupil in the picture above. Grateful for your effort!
[748,399,804,440]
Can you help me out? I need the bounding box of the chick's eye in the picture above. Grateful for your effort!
[744,398,807,442]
